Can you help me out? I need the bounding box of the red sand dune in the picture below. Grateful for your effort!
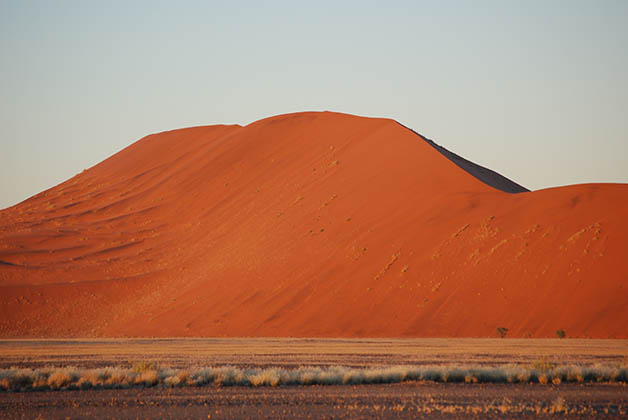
[1,111,627,338]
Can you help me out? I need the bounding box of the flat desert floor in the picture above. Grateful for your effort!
[1,338,627,419]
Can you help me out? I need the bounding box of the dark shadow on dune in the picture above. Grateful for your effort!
[397,122,529,194]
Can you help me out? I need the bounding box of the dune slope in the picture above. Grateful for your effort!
[1,111,626,338]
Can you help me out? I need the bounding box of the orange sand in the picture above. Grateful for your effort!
[1,112,626,338]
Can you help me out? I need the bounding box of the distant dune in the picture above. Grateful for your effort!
[1,111,626,338]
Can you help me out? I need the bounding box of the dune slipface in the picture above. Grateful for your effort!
[1,112,627,338]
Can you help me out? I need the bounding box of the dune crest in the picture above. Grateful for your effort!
[1,111,626,338]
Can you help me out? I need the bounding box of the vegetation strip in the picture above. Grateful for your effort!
[2,362,628,392]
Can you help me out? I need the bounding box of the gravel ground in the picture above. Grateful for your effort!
[1,382,627,419]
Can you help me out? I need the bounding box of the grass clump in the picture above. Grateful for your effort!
[531,356,555,373]
[131,361,160,374]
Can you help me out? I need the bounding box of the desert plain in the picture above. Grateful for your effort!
[1,338,627,419]
[1,112,627,418]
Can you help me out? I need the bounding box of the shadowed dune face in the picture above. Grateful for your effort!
[413,129,530,194]
[1,111,627,338]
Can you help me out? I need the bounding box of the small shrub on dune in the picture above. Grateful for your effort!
[496,327,508,338]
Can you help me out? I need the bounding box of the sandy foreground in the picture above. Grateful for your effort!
[1,338,626,419]
[1,337,627,369]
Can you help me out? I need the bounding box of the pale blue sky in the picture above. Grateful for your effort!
[2,0,627,209]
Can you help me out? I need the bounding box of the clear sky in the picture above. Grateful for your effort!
[2,0,627,209]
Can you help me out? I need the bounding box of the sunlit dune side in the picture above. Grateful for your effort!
[0,111,627,338]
